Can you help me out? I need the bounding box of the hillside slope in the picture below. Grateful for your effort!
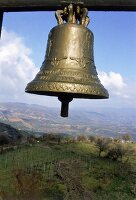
[0,122,22,141]
[0,102,136,140]
[0,141,136,200]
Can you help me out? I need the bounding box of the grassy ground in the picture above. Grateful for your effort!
[0,141,136,200]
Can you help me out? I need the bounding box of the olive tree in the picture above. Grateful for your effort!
[94,137,111,157]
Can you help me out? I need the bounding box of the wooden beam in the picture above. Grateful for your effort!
[0,12,3,38]
[0,0,136,12]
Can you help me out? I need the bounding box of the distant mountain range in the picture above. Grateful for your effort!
[0,102,136,140]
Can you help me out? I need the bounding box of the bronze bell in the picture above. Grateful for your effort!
[25,4,109,117]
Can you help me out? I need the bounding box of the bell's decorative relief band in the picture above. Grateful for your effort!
[26,82,107,97]
[44,57,94,70]
[37,69,97,79]
[70,57,91,68]
[38,75,100,85]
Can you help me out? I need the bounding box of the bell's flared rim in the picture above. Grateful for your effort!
[25,81,109,99]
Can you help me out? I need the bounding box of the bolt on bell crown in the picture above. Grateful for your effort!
[25,4,109,117]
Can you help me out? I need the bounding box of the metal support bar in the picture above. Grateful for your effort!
[0,0,136,12]
[0,12,3,38]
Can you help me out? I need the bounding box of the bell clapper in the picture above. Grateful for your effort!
[58,95,73,117]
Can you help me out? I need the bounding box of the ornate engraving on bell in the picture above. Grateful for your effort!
[25,4,109,117]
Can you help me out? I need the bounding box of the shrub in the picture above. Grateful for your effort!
[0,134,10,146]
[13,168,43,200]
[106,143,127,161]
[55,159,94,200]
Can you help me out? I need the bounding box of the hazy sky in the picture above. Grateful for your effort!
[0,11,136,109]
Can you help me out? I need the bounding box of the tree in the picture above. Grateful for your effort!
[95,137,111,157]
[65,136,75,144]
[77,135,87,142]
[88,135,97,143]
[121,134,132,142]
[44,134,63,145]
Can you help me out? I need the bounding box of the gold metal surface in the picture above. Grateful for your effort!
[25,5,109,117]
